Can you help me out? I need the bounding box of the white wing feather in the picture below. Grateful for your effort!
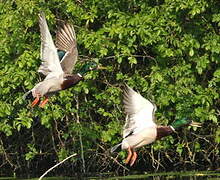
[38,12,63,78]
[122,84,157,138]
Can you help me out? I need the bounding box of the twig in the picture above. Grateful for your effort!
[109,156,129,171]
[98,144,129,171]
[0,139,16,169]
[103,54,156,60]
[54,118,65,147]
[38,153,77,180]
[75,95,86,173]
[149,148,164,170]
[191,132,212,145]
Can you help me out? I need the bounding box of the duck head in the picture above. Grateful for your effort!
[79,61,106,76]
[171,118,202,130]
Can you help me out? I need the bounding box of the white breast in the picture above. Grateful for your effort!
[121,126,157,150]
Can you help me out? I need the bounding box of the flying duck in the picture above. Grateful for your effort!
[111,84,201,166]
[23,12,103,107]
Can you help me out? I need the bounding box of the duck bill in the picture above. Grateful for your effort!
[190,121,202,127]
[97,65,107,70]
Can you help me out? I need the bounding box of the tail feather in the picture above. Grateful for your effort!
[111,143,122,153]
[23,91,33,100]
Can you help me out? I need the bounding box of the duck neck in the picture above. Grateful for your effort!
[156,126,174,140]
[62,75,83,90]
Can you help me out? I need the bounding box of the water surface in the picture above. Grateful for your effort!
[1,171,220,180]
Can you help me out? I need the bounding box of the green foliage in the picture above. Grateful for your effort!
[215,127,220,143]
[25,143,38,161]
[101,120,122,144]
[0,0,219,176]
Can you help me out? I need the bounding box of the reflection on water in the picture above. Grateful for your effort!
[0,171,220,180]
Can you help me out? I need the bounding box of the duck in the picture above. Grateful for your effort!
[23,12,104,107]
[111,84,201,166]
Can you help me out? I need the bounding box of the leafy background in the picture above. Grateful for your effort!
[0,0,219,177]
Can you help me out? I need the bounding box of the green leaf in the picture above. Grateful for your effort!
[189,48,194,56]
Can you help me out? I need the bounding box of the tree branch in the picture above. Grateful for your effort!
[38,153,77,180]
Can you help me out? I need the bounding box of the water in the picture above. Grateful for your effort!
[1,171,220,180]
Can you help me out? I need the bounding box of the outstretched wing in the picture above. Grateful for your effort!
[122,84,157,138]
[55,23,78,74]
[38,12,63,78]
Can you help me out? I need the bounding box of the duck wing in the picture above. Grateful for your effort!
[55,23,78,74]
[38,12,64,79]
[122,84,157,138]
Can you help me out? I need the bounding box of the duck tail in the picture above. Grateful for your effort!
[111,143,122,153]
[23,90,33,100]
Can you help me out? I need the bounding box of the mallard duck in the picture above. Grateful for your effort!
[111,84,201,166]
[23,12,104,107]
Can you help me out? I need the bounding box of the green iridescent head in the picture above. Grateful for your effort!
[170,118,191,130]
[79,61,98,76]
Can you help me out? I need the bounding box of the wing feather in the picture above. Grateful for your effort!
[38,12,63,77]
[55,23,78,74]
[122,84,157,138]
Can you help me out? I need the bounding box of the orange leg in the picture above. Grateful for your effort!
[39,97,49,108]
[31,96,40,107]
[129,151,137,166]
[125,147,133,164]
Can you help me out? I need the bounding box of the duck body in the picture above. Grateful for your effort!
[25,73,84,107]
[29,73,83,97]
[122,125,174,150]
[122,126,157,150]
[118,84,158,153]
